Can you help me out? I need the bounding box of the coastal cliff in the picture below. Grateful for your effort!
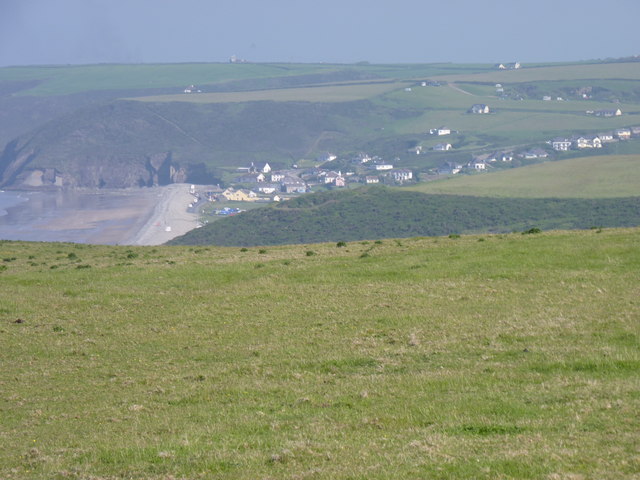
[0,101,199,189]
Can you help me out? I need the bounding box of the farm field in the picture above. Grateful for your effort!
[130,81,410,104]
[0,62,491,97]
[408,155,640,198]
[1,229,639,479]
[432,62,640,84]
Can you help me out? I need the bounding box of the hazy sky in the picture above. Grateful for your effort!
[1,0,638,67]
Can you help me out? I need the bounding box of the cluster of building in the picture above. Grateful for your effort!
[208,157,416,203]
[550,126,640,151]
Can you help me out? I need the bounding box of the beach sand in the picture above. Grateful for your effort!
[127,183,199,246]
[0,185,199,245]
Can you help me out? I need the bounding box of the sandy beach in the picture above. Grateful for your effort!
[127,183,199,246]
[0,184,200,245]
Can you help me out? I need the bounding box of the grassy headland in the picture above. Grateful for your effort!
[1,228,639,479]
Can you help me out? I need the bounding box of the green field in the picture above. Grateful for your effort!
[433,62,640,83]
[1,229,639,479]
[130,81,409,104]
[0,62,490,97]
[408,155,640,198]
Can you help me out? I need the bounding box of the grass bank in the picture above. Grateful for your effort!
[409,155,640,198]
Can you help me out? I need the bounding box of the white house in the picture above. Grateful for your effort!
[468,158,487,170]
[430,126,451,136]
[594,109,622,117]
[391,169,413,182]
[257,184,279,194]
[270,172,286,182]
[615,128,631,140]
[487,151,514,163]
[375,164,394,171]
[249,162,271,174]
[552,138,573,151]
[365,176,380,184]
[519,148,549,159]
[438,162,463,175]
[469,104,490,114]
[318,153,338,163]
[598,132,615,143]
[433,143,452,151]
[573,135,602,149]
[324,171,343,184]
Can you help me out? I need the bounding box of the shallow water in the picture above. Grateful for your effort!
[0,189,159,244]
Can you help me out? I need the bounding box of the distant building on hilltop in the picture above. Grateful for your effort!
[469,104,490,114]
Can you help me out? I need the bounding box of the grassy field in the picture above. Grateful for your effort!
[408,155,640,198]
[432,62,640,84]
[1,229,639,479]
[0,62,491,97]
[130,82,410,104]
[0,63,338,96]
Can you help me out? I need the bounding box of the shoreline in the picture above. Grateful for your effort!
[126,183,199,246]
[0,185,200,246]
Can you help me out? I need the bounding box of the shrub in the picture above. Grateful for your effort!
[522,227,542,235]
[336,241,347,248]
[306,250,316,256]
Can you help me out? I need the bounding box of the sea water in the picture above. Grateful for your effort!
[0,189,158,244]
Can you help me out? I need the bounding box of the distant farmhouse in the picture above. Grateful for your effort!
[469,104,490,114]
[391,169,413,182]
[551,138,574,151]
[591,109,623,117]
[496,62,521,70]
[433,143,452,151]
[429,126,451,136]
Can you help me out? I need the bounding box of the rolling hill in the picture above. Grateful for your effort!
[2,59,640,189]
[408,155,640,198]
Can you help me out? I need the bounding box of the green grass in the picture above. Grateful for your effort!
[0,63,340,96]
[130,82,410,104]
[408,155,640,198]
[371,82,638,155]
[1,229,639,479]
[0,62,493,97]
[433,62,640,83]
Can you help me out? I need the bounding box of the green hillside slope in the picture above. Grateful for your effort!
[409,155,640,198]
[168,187,640,246]
[1,229,639,479]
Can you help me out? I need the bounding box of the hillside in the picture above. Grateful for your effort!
[0,99,404,188]
[168,186,640,246]
[1,229,639,479]
[2,60,640,189]
[408,155,640,198]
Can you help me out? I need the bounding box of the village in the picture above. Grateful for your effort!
[184,75,640,213]
[199,116,640,209]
